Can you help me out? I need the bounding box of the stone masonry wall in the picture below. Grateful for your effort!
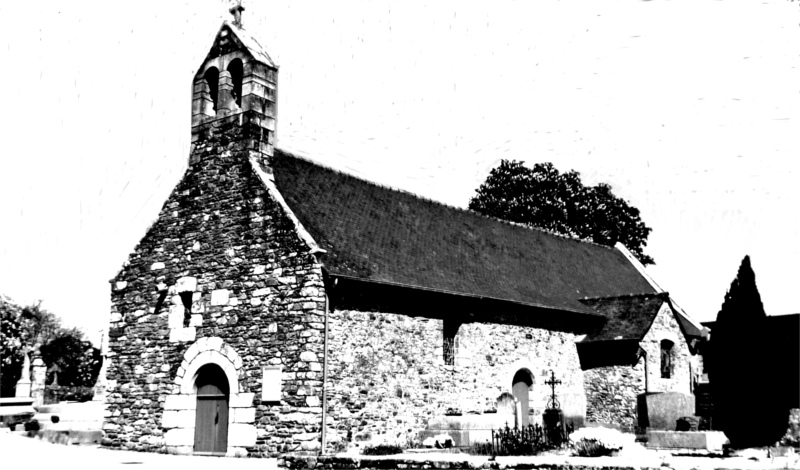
[104,112,325,459]
[583,362,645,431]
[640,303,692,395]
[325,310,585,451]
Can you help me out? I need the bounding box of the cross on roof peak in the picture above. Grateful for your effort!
[229,0,245,27]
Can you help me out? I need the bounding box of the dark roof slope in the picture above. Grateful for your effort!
[673,309,704,339]
[272,150,657,314]
[579,293,669,342]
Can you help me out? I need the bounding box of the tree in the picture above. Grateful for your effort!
[0,297,24,397]
[709,256,787,448]
[0,298,100,396]
[469,160,654,265]
[18,301,64,349]
[40,333,101,387]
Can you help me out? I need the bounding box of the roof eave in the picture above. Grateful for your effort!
[326,273,606,334]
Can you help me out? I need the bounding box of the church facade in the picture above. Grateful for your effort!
[101,20,703,461]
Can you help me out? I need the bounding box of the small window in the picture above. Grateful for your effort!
[660,339,674,379]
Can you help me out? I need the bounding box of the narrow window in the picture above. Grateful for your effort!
[661,339,674,379]
[179,291,193,327]
[442,318,461,366]
[227,59,243,107]
[203,67,219,111]
[154,289,168,315]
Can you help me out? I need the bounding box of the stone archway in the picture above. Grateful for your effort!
[512,368,534,427]
[162,337,256,457]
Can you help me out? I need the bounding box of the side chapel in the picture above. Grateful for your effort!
[102,15,704,461]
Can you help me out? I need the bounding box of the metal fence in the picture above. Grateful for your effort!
[490,422,574,456]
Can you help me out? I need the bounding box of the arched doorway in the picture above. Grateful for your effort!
[194,363,230,454]
[512,369,534,427]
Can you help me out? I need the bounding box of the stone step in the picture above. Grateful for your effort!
[35,404,61,414]
[33,429,103,446]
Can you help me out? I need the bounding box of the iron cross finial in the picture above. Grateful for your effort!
[545,370,562,409]
[229,0,245,27]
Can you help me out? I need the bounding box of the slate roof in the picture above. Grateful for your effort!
[674,309,704,339]
[271,150,657,315]
[200,22,276,70]
[578,293,670,342]
[226,22,276,67]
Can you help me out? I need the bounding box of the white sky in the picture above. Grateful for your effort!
[1,0,798,345]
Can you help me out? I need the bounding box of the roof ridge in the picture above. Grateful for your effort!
[579,292,670,302]
[273,148,617,251]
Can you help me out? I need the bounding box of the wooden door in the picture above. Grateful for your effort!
[194,368,229,454]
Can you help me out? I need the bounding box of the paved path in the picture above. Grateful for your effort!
[0,432,276,469]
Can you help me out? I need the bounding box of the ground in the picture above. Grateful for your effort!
[1,431,797,470]
[0,431,275,470]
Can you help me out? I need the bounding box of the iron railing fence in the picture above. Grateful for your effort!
[490,422,574,456]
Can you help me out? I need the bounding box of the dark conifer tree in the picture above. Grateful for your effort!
[710,256,786,447]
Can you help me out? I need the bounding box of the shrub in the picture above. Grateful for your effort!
[573,439,614,457]
[362,444,404,455]
[569,427,631,457]
[51,415,60,424]
[676,416,698,431]
[467,441,493,455]
[24,419,40,432]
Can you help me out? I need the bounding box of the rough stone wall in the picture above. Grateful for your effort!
[104,112,325,459]
[640,303,692,395]
[583,362,645,431]
[325,310,585,451]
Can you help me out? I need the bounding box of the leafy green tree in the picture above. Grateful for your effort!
[469,160,654,265]
[709,256,787,447]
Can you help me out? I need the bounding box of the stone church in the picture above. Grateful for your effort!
[102,17,704,461]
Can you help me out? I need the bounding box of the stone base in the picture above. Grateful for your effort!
[420,414,510,447]
[646,430,728,451]
[637,392,695,430]
[165,445,254,458]
[34,429,103,446]
[0,397,36,427]
[14,380,32,399]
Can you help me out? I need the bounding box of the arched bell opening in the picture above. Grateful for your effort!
[227,58,244,108]
[203,67,220,112]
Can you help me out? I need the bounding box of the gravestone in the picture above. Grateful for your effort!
[14,352,32,398]
[31,355,47,407]
[496,392,517,426]
[638,392,695,430]
[93,329,108,403]
[543,371,565,445]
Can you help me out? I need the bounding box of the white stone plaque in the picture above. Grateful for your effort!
[262,366,282,402]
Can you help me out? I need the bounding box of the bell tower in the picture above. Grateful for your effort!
[191,4,277,158]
